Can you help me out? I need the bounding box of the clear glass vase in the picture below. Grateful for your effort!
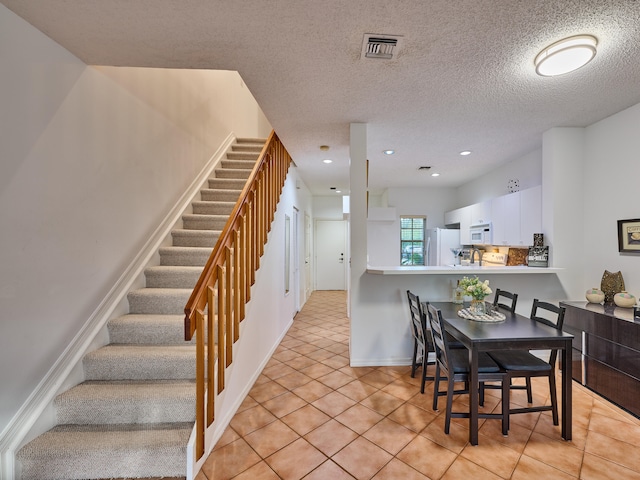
[470,299,486,315]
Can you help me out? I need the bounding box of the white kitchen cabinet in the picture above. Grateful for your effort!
[444,206,472,244]
[444,208,462,226]
[470,200,492,226]
[491,192,520,245]
[519,185,542,246]
[448,186,541,247]
[491,186,542,246]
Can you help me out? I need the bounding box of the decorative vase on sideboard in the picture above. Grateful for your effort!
[600,270,625,304]
[614,291,637,308]
[585,288,605,304]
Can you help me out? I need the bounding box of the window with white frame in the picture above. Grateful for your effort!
[400,216,426,266]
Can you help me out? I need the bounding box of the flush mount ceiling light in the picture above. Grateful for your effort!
[322,159,333,164]
[460,150,472,156]
[534,35,597,77]
[383,150,395,155]
[431,173,440,177]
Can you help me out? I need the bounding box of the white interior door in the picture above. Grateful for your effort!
[315,220,346,290]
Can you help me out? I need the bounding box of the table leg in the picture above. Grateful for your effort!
[562,339,572,441]
[468,346,479,445]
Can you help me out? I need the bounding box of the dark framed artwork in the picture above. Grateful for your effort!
[617,218,640,252]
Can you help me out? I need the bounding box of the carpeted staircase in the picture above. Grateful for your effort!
[16,138,265,480]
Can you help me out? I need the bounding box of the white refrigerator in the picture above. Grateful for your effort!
[426,228,461,266]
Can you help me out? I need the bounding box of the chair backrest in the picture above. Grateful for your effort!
[407,290,427,348]
[530,298,566,366]
[493,288,518,313]
[426,303,451,372]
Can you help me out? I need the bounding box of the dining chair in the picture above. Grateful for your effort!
[488,299,566,425]
[406,290,434,393]
[426,303,509,435]
[483,288,522,396]
[493,288,518,313]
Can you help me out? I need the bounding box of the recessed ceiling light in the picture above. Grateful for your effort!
[431,173,440,177]
[323,159,333,164]
[383,150,395,155]
[535,35,597,77]
[335,190,342,193]
[460,150,472,156]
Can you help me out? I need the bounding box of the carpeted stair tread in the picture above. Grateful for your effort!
[128,288,193,315]
[221,159,256,170]
[231,144,263,152]
[192,200,236,215]
[200,188,242,202]
[236,137,267,144]
[144,266,203,289]
[224,152,260,161]
[159,245,213,266]
[181,214,229,232]
[171,229,220,247]
[55,380,196,425]
[108,314,194,345]
[83,345,196,380]
[17,422,193,480]
[207,177,247,190]
[213,168,252,179]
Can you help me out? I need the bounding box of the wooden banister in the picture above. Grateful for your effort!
[183,131,292,459]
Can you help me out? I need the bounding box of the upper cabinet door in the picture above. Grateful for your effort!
[491,193,520,245]
[470,200,491,225]
[520,185,542,245]
[444,206,472,244]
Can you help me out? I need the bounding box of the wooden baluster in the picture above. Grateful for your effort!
[224,247,233,364]
[217,265,225,391]
[195,308,205,460]
[207,286,215,426]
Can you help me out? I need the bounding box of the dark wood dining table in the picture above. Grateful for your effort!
[428,301,574,446]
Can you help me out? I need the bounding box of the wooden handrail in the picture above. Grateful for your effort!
[184,131,292,460]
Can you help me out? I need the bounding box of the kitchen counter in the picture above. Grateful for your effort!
[366,265,563,275]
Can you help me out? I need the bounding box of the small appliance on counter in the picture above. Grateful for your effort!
[482,251,508,267]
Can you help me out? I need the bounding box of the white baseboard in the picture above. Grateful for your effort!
[349,357,413,367]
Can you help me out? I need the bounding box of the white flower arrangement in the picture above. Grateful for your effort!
[458,276,492,300]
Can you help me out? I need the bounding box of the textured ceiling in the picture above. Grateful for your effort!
[3,1,640,195]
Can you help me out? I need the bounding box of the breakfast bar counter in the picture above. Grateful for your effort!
[366,265,563,275]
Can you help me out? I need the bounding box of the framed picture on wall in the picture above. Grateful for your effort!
[617,218,640,252]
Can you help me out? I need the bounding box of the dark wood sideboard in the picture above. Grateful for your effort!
[560,301,640,418]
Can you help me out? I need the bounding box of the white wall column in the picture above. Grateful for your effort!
[348,123,368,363]
[542,127,585,300]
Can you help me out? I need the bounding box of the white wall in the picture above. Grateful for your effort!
[455,149,543,208]
[313,195,344,219]
[0,5,270,435]
[582,103,640,299]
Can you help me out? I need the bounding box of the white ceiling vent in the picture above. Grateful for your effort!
[362,34,403,60]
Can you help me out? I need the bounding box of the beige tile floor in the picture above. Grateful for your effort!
[196,290,640,480]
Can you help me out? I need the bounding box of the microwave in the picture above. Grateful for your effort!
[470,223,492,244]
